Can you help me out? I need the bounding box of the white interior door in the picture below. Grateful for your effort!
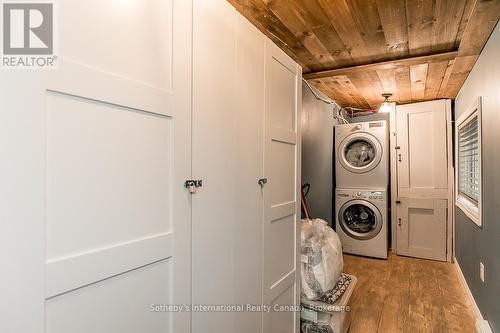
[0,1,192,332]
[192,2,266,332]
[396,100,449,198]
[396,198,447,261]
[394,100,452,261]
[263,40,301,333]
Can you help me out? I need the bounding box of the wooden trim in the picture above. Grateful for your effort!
[303,51,458,80]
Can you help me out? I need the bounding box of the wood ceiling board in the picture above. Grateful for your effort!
[376,0,409,58]
[266,0,309,37]
[286,0,355,66]
[437,59,455,98]
[347,71,385,109]
[424,61,449,100]
[406,0,436,56]
[456,0,500,57]
[430,0,468,53]
[409,63,429,101]
[346,0,390,62]
[395,65,412,104]
[309,25,355,67]
[310,79,353,107]
[303,51,458,80]
[376,68,400,101]
[329,75,371,109]
[229,0,499,109]
[438,0,500,98]
[453,0,476,49]
[301,33,338,68]
[315,0,373,63]
[279,0,340,67]
[443,55,479,98]
[322,77,360,107]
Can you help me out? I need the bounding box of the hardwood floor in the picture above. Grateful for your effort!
[343,252,476,333]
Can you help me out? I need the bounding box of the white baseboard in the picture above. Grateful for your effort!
[454,258,492,333]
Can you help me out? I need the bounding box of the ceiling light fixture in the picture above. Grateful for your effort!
[379,93,393,113]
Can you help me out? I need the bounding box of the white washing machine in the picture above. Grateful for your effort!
[335,121,388,189]
[335,188,388,259]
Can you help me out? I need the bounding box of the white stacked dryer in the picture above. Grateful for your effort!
[335,121,389,259]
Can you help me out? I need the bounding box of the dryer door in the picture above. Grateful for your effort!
[339,200,383,240]
[338,133,382,174]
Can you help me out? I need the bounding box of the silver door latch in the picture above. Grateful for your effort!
[185,179,203,193]
[258,178,268,186]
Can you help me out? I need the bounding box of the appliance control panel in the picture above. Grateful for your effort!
[337,191,385,201]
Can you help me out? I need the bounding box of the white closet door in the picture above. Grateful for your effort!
[396,100,450,198]
[396,198,447,261]
[0,1,192,332]
[394,99,452,261]
[263,40,302,333]
[192,2,265,332]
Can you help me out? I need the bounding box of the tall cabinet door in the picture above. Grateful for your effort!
[263,41,302,333]
[0,1,193,332]
[192,2,266,332]
[396,100,449,198]
[394,100,452,261]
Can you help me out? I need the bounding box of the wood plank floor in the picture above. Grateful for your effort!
[343,252,476,333]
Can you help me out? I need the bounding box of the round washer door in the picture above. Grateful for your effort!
[339,200,382,240]
[338,132,382,174]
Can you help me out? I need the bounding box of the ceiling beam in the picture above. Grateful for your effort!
[303,51,458,80]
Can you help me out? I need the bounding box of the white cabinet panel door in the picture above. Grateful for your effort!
[396,100,450,198]
[396,198,447,261]
[394,99,452,261]
[0,1,192,332]
[192,2,266,332]
[263,40,301,333]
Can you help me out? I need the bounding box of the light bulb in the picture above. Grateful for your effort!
[379,101,391,113]
[379,93,393,113]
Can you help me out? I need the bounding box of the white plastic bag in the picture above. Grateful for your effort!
[301,219,343,300]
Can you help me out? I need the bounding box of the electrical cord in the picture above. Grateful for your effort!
[302,78,350,124]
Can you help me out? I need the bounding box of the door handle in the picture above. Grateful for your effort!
[185,179,203,193]
[258,178,268,186]
[398,218,402,226]
[398,154,402,162]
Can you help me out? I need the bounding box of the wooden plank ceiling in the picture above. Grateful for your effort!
[228,0,500,111]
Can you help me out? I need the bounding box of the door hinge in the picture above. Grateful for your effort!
[185,179,203,193]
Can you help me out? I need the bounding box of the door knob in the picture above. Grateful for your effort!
[258,178,268,186]
[398,218,402,226]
